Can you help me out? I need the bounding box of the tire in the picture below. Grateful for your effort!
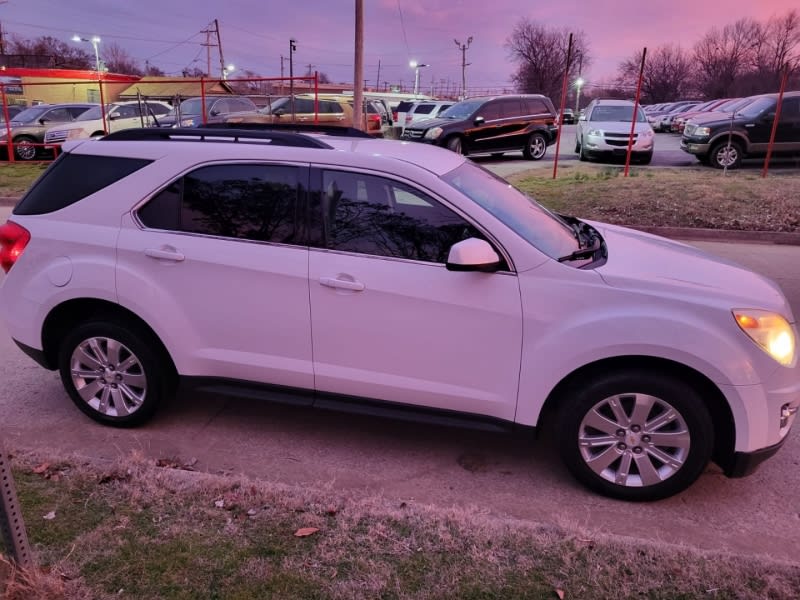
[710,140,743,170]
[523,132,548,160]
[446,136,464,155]
[579,139,589,162]
[58,320,169,427]
[574,139,580,154]
[555,370,713,501]
[13,136,37,161]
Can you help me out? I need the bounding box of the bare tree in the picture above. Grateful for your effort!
[102,42,143,75]
[750,10,800,91]
[617,45,695,103]
[7,35,92,69]
[693,18,762,98]
[505,19,591,104]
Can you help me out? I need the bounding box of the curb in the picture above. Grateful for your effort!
[1,197,799,246]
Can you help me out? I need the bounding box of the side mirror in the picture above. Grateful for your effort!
[38,118,50,125]
[108,113,121,121]
[209,109,220,117]
[446,238,502,273]
[274,108,286,117]
[473,116,485,126]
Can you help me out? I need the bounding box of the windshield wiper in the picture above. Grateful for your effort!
[557,216,607,264]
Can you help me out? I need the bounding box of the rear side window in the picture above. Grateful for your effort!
[524,99,549,115]
[138,164,302,245]
[414,104,435,115]
[396,101,414,113]
[14,154,152,216]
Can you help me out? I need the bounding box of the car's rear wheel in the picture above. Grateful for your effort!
[58,320,168,427]
[446,136,464,155]
[13,136,37,161]
[523,132,547,160]
[710,140,743,170]
[556,370,713,501]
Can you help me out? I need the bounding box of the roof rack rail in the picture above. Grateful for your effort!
[201,122,374,138]
[100,127,334,149]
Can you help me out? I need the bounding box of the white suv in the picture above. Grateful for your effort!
[0,126,797,501]
[576,99,655,164]
[44,100,171,145]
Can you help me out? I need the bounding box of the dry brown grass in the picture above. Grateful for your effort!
[5,450,800,599]
[0,554,68,600]
[509,166,800,232]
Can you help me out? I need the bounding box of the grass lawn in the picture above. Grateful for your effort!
[508,166,800,233]
[2,453,798,599]
[0,164,46,198]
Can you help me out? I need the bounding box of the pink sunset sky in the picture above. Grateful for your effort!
[1,0,797,91]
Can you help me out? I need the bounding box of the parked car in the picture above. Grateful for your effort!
[2,125,797,501]
[223,94,383,136]
[0,103,95,160]
[0,105,25,122]
[559,108,575,124]
[401,101,454,133]
[158,96,258,128]
[681,91,800,168]
[575,99,654,164]
[671,99,735,133]
[654,101,701,132]
[401,94,558,160]
[646,101,700,130]
[44,100,171,145]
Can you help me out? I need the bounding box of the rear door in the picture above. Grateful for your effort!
[116,162,315,394]
[775,97,800,152]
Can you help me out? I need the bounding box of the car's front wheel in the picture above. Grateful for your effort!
[710,140,743,169]
[446,136,464,155]
[13,136,37,161]
[556,370,713,501]
[523,132,547,160]
[58,320,169,427]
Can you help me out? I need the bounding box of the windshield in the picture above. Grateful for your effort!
[10,106,51,124]
[442,161,578,259]
[590,105,646,122]
[439,100,483,120]
[257,97,291,114]
[737,97,774,118]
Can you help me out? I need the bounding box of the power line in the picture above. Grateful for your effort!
[396,0,410,58]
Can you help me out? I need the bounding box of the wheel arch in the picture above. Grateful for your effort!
[707,132,749,151]
[41,298,177,382]
[538,355,736,471]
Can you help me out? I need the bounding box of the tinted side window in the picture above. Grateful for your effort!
[524,99,549,115]
[414,104,435,115]
[139,164,301,245]
[778,97,800,121]
[147,103,171,116]
[113,105,138,119]
[499,99,523,118]
[68,106,91,118]
[43,108,72,122]
[14,154,152,216]
[294,99,316,113]
[322,170,484,263]
[479,102,502,121]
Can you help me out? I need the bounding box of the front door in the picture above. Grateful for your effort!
[307,168,522,421]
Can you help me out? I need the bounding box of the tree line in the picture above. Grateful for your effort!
[508,10,800,105]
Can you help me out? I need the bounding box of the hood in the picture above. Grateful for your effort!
[404,116,455,131]
[591,222,792,319]
[686,110,739,126]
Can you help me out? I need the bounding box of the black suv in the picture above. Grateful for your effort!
[681,92,800,169]
[401,94,558,160]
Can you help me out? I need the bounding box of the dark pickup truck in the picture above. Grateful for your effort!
[680,91,800,169]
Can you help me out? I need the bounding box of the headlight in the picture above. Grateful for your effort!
[587,129,602,137]
[424,127,443,140]
[66,129,85,140]
[694,126,711,137]
[733,310,796,366]
[181,118,196,127]
[639,129,654,138]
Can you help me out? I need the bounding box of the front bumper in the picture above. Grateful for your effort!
[725,437,788,478]
[680,138,711,155]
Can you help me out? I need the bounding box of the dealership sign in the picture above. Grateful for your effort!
[0,77,23,95]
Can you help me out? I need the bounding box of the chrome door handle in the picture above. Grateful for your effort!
[319,276,365,291]
[144,247,185,262]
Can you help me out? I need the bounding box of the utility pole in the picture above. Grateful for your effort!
[353,0,364,131]
[454,36,473,100]
[280,55,285,95]
[202,24,213,77]
[215,19,225,80]
[376,59,381,92]
[289,38,296,118]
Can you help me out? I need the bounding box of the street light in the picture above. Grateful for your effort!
[222,64,236,80]
[72,35,107,133]
[409,60,429,96]
[574,77,585,114]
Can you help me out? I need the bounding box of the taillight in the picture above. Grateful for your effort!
[0,221,30,273]
[392,111,398,122]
